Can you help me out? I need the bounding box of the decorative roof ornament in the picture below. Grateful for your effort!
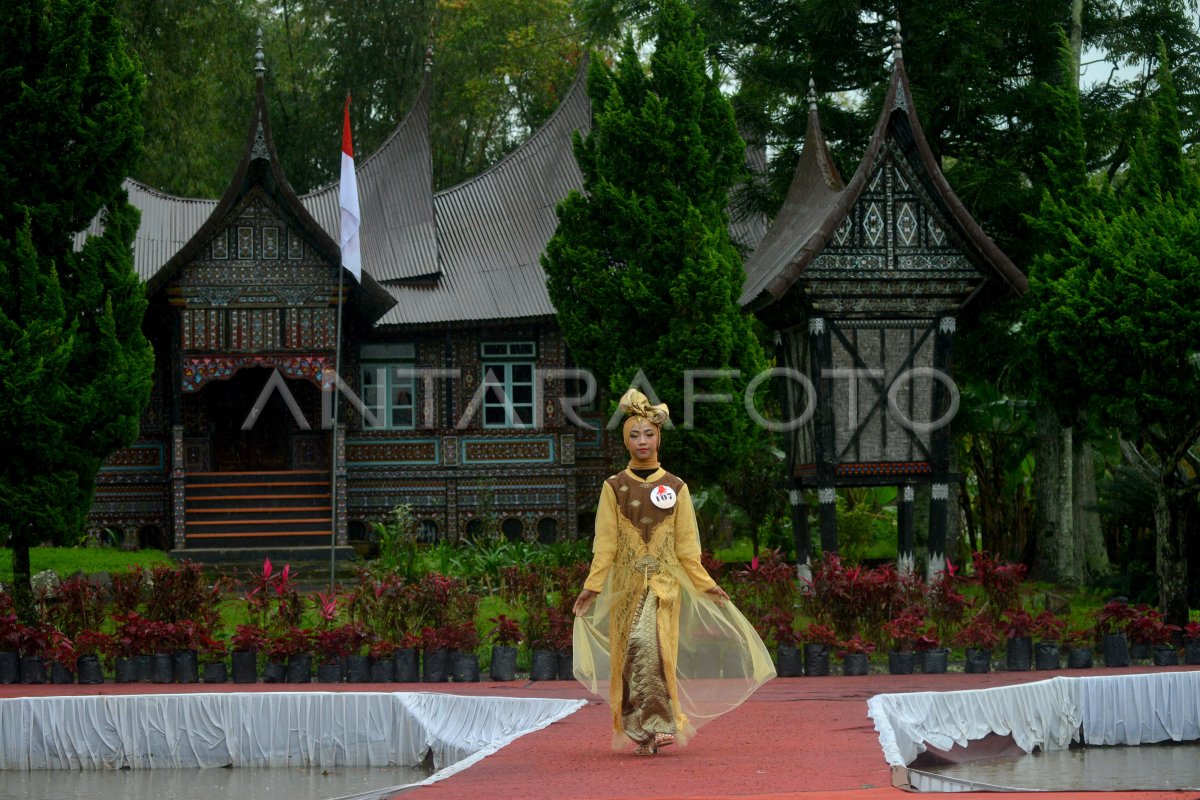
[807,77,818,111]
[425,41,434,72]
[891,20,903,60]
[254,28,265,77]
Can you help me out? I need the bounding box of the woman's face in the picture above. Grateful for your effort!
[624,418,660,464]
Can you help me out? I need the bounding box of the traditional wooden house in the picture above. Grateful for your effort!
[85,46,615,558]
[740,34,1027,578]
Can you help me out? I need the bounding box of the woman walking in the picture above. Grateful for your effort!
[572,389,774,755]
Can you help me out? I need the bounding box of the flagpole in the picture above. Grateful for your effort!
[330,264,344,594]
[332,91,361,595]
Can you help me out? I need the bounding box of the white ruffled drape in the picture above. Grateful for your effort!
[868,671,1200,768]
[0,691,584,780]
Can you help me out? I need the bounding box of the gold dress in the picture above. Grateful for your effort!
[573,468,775,750]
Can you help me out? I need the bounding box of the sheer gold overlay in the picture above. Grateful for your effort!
[573,468,776,750]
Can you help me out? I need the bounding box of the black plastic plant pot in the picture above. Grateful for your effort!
[1005,636,1032,671]
[888,651,915,675]
[316,660,344,683]
[1067,647,1094,669]
[1185,639,1200,666]
[842,653,870,676]
[921,648,950,674]
[1102,633,1130,667]
[1130,641,1151,661]
[1034,641,1061,671]
[345,654,371,683]
[173,650,199,683]
[114,657,139,683]
[203,662,228,684]
[286,654,312,683]
[776,645,803,677]
[423,648,449,683]
[49,661,74,684]
[556,651,573,680]
[0,652,20,684]
[452,651,480,682]
[394,648,419,683]
[529,649,557,681]
[370,658,395,683]
[1152,645,1178,666]
[231,651,258,684]
[262,661,286,684]
[134,654,153,682]
[76,654,104,685]
[489,646,517,681]
[964,648,992,674]
[20,656,46,684]
[803,644,829,677]
[151,653,174,683]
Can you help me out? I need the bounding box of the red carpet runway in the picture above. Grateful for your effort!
[2,666,1197,800]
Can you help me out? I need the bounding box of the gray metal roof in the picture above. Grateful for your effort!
[74,180,217,282]
[377,69,592,326]
[301,77,439,284]
[738,99,843,309]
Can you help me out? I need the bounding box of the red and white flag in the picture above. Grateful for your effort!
[339,94,362,282]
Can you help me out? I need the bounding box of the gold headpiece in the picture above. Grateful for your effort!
[618,388,669,427]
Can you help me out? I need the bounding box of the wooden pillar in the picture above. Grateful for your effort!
[790,486,811,582]
[926,315,956,580]
[171,424,186,550]
[810,315,839,554]
[334,423,348,546]
[897,483,915,575]
[817,486,838,554]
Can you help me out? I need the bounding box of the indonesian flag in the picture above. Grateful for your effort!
[339,94,362,282]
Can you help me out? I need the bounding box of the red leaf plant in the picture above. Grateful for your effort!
[488,614,522,647]
[954,615,1001,651]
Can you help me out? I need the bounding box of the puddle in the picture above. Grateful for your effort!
[0,763,434,800]
[919,739,1200,791]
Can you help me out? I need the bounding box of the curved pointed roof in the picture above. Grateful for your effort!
[375,63,592,326]
[134,48,395,319]
[301,74,439,283]
[740,40,1026,313]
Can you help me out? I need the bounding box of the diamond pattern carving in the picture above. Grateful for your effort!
[862,202,884,246]
[896,202,918,246]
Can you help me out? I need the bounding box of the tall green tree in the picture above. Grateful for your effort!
[542,0,767,487]
[114,0,258,197]
[0,0,155,619]
[1025,53,1200,625]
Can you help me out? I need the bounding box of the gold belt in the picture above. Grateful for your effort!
[633,554,660,586]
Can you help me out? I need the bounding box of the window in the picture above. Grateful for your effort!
[480,341,536,428]
[359,343,417,430]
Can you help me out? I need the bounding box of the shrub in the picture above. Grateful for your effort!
[488,614,522,647]
[954,615,1001,651]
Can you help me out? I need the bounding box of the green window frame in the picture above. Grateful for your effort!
[481,341,536,428]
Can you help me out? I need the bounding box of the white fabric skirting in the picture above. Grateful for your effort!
[868,671,1200,770]
[0,691,585,780]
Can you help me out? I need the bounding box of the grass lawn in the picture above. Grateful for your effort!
[0,546,174,585]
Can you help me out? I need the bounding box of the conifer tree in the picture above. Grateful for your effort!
[542,0,767,486]
[0,0,154,619]
[1026,52,1200,624]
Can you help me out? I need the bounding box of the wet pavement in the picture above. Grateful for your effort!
[922,740,1200,792]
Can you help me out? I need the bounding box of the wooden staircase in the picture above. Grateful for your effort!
[184,470,332,549]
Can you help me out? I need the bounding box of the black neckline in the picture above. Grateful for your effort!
[630,467,658,479]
